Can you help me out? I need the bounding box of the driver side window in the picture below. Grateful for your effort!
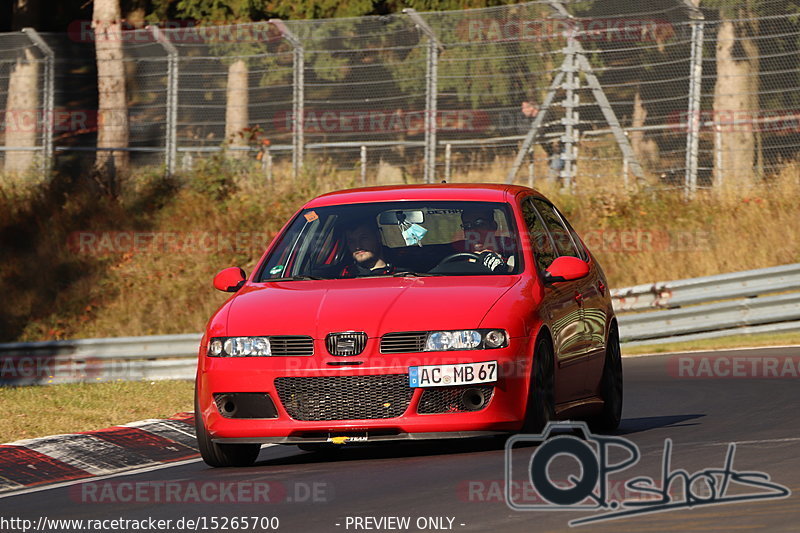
[522,198,557,273]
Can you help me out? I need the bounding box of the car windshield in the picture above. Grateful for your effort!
[257,201,522,281]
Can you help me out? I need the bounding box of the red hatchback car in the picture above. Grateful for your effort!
[196,184,622,467]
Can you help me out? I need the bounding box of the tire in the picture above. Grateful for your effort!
[195,393,261,467]
[589,327,623,432]
[522,337,556,433]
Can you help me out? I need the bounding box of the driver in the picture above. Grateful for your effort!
[340,219,396,277]
[460,206,514,273]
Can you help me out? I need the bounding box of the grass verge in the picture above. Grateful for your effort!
[622,331,800,356]
[0,380,194,443]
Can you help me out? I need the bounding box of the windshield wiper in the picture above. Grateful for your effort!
[392,271,437,277]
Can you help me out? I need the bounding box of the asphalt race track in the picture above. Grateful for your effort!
[2,347,799,532]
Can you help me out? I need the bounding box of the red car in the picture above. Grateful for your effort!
[195,184,622,467]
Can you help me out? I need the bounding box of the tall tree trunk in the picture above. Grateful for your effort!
[93,0,129,177]
[225,59,249,159]
[713,11,759,188]
[4,48,39,175]
[4,0,42,177]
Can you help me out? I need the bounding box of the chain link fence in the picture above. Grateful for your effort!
[2,1,800,194]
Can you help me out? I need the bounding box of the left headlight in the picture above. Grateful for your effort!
[424,329,507,351]
[208,337,271,357]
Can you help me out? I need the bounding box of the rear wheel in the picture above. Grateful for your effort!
[589,327,623,432]
[522,337,556,433]
[195,393,261,467]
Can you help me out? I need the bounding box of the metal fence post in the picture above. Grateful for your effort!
[22,28,54,176]
[684,2,705,199]
[404,9,443,184]
[360,145,367,185]
[561,34,579,190]
[714,124,723,188]
[444,143,451,182]
[622,157,629,188]
[149,26,178,175]
[182,151,193,171]
[262,145,273,183]
[271,20,304,180]
[528,149,535,188]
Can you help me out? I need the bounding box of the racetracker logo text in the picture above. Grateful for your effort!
[70,480,331,504]
[456,18,676,43]
[669,355,800,379]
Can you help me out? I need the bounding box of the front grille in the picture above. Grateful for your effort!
[326,332,367,356]
[417,385,495,414]
[274,375,412,421]
[381,332,427,354]
[270,335,314,356]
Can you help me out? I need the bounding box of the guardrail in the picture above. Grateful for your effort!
[612,263,800,346]
[2,263,799,385]
[611,263,800,311]
[0,334,200,386]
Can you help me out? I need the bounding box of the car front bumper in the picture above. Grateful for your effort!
[197,336,534,442]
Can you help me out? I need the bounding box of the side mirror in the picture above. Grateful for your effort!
[213,267,246,293]
[543,256,589,285]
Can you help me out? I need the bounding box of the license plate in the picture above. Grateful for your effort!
[408,361,498,388]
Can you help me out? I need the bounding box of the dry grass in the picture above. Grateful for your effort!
[1,153,798,341]
[0,380,194,443]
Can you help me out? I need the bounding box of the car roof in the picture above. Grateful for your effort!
[304,183,538,208]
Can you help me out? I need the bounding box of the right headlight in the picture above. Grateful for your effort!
[423,329,508,351]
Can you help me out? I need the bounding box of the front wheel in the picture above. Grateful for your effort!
[522,337,556,433]
[589,327,623,432]
[195,393,261,467]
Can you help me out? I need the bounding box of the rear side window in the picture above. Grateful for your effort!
[521,198,557,272]
[531,198,580,259]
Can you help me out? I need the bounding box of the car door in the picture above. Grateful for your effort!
[550,205,609,393]
[553,205,608,357]
[522,197,587,402]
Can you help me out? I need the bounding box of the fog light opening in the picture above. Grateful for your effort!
[462,388,487,411]
[220,396,237,416]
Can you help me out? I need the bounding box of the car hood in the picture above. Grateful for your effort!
[225,276,520,338]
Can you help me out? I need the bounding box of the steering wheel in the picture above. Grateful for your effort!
[435,252,484,268]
